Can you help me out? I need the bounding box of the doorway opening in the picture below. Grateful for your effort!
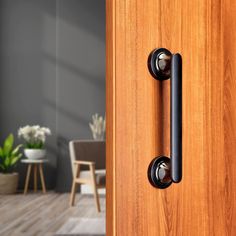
[0,0,106,235]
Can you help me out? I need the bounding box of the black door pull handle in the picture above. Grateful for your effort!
[171,53,182,183]
[147,48,182,189]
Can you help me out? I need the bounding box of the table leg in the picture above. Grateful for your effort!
[34,164,37,192]
[24,164,32,195]
[39,163,46,193]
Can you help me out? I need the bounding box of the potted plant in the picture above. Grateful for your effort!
[18,125,51,160]
[0,134,22,194]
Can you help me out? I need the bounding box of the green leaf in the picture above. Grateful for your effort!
[0,147,3,157]
[25,141,44,149]
[3,134,14,156]
[0,163,5,171]
[12,144,22,156]
[0,134,23,173]
[11,154,22,166]
[4,156,10,168]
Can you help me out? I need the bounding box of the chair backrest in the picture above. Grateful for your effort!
[69,140,106,177]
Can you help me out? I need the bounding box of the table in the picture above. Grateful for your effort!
[21,159,48,194]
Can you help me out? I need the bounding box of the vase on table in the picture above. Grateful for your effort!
[18,125,51,160]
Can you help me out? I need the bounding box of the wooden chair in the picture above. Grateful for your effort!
[69,141,106,212]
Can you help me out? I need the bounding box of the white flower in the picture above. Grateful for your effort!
[18,125,51,145]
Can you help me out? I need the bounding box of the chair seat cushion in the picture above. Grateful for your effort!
[80,169,106,186]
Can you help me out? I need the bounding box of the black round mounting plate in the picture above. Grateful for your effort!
[147,48,172,80]
[148,156,172,189]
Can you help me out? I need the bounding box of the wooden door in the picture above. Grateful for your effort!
[106,0,236,235]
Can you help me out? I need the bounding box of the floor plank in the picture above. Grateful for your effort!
[0,192,105,236]
[56,218,105,235]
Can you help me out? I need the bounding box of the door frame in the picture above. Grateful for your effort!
[106,0,115,235]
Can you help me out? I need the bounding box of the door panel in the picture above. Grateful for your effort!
[106,0,236,235]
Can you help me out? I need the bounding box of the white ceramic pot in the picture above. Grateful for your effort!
[24,149,46,160]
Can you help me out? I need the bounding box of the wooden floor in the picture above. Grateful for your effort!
[0,192,105,236]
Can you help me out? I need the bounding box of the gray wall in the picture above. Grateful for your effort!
[0,0,105,191]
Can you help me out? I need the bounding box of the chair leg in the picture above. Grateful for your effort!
[70,163,79,206]
[70,180,77,206]
[90,164,101,212]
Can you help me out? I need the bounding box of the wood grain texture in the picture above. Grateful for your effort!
[223,0,236,234]
[106,0,236,235]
